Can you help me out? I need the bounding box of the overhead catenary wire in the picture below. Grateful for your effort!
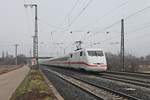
[98,5,150,36]
[123,22,150,41]
[82,4,150,42]
[63,40,78,54]
[53,0,93,46]
[79,19,121,42]
[128,23,150,33]
[79,1,128,30]
[96,21,150,46]
[60,1,150,46]
[60,1,128,45]
[38,18,66,31]
[127,32,150,42]
[59,0,93,33]
[24,0,36,28]
[54,0,127,33]
[68,0,80,17]
[88,26,150,48]
[69,0,93,27]
[24,0,150,54]
[107,4,150,30]
[23,0,35,38]
[58,0,80,28]
[23,0,36,34]
[95,6,150,33]
[86,21,150,49]
[124,5,150,20]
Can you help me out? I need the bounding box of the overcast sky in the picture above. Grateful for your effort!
[0,0,150,57]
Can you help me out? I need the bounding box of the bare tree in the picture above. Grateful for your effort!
[105,52,140,72]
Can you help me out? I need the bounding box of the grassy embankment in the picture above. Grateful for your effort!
[10,68,57,100]
[0,65,23,75]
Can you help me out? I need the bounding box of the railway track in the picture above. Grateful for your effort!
[100,72,150,88]
[43,67,139,100]
[43,65,150,88]
[105,71,150,79]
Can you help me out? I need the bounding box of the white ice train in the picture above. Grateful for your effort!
[44,48,107,72]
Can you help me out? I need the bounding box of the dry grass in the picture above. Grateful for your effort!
[10,68,57,100]
[0,65,23,75]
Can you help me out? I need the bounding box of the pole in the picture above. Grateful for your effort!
[121,19,125,71]
[34,5,39,67]
[15,44,19,65]
[32,36,35,57]
[24,4,39,68]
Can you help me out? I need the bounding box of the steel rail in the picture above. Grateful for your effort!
[44,67,140,100]
[105,71,150,79]
[99,72,150,88]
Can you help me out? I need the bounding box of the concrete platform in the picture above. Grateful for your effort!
[0,65,30,100]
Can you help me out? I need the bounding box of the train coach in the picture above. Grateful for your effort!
[45,48,107,72]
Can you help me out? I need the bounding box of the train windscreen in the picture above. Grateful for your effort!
[88,51,104,57]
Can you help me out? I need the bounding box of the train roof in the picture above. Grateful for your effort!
[48,55,69,60]
[84,48,103,51]
[73,48,103,52]
[48,48,104,61]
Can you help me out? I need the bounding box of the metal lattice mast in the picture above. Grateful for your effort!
[24,4,39,66]
[34,5,38,65]
[120,19,125,71]
[14,44,19,65]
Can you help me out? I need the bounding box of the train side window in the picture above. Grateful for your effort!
[70,54,73,58]
[80,51,83,56]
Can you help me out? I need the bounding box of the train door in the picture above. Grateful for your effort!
[76,52,80,69]
[69,53,73,68]
[73,52,80,69]
[70,52,79,69]
[79,51,84,69]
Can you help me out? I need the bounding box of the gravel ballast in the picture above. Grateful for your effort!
[41,68,100,100]
[42,65,150,100]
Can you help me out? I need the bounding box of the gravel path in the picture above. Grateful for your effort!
[0,65,30,100]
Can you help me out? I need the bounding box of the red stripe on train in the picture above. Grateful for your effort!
[51,61,107,67]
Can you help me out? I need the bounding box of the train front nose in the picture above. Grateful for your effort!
[96,64,107,71]
[86,64,107,72]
